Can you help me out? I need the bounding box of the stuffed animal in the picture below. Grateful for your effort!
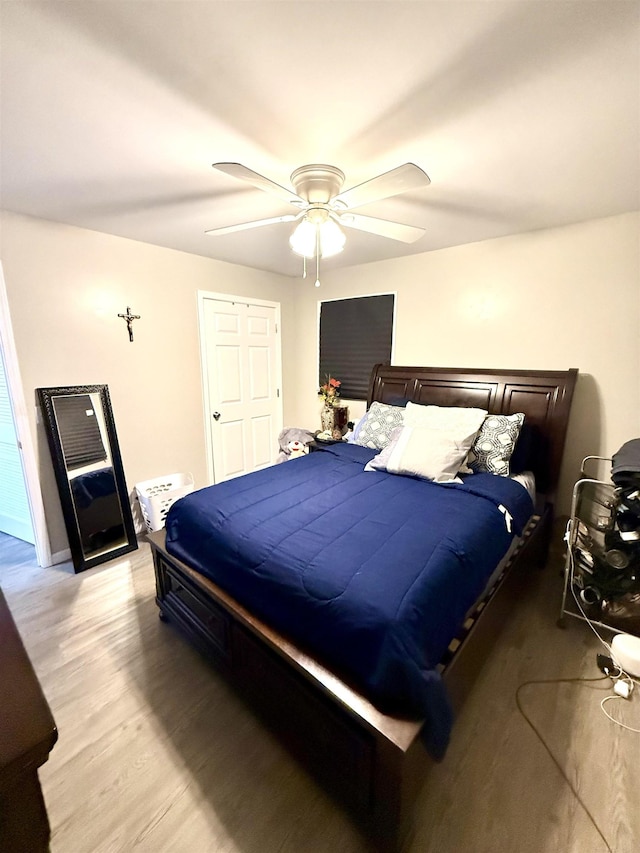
[286,440,309,459]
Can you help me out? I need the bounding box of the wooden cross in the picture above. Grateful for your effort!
[117,306,141,342]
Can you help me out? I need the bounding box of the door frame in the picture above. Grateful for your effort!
[197,290,283,485]
[0,261,52,567]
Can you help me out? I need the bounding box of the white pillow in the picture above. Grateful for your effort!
[404,401,488,431]
[366,421,482,483]
[400,403,488,476]
[365,426,402,471]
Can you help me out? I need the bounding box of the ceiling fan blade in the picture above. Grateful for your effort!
[339,212,425,243]
[212,163,305,206]
[205,214,298,237]
[335,163,430,210]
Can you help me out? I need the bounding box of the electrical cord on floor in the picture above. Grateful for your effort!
[600,694,640,733]
[515,675,613,853]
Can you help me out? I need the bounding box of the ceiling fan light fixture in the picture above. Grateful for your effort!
[319,217,346,258]
[289,218,317,258]
[289,216,345,260]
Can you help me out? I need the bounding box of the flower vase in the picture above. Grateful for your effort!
[320,403,335,434]
[321,403,349,440]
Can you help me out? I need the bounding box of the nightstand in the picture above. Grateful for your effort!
[308,439,343,452]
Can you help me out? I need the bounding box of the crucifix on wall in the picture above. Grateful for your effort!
[117,307,141,342]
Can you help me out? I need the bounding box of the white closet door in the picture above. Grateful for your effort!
[201,295,282,483]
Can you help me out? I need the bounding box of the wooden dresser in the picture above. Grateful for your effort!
[0,588,58,852]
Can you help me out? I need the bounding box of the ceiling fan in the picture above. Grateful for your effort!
[205,162,431,284]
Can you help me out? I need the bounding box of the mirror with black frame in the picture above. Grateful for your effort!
[37,384,138,572]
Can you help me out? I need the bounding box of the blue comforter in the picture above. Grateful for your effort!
[165,443,533,759]
[71,467,117,509]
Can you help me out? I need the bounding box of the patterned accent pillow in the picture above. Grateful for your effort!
[467,413,525,476]
[355,402,405,450]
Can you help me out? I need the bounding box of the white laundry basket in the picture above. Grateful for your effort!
[135,472,194,532]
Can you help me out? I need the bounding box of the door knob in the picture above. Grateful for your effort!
[212,412,221,421]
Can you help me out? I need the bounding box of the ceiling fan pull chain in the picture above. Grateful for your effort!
[302,254,307,279]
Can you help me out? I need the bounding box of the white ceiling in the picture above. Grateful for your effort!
[1,1,639,278]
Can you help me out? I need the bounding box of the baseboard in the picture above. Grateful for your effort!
[50,547,71,566]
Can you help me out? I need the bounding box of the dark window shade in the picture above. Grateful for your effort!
[319,294,394,400]
[53,394,108,470]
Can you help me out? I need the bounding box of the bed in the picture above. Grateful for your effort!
[148,364,577,850]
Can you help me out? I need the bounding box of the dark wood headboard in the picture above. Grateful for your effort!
[367,364,578,507]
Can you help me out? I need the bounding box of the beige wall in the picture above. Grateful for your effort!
[1,211,296,558]
[292,212,640,515]
[2,209,638,557]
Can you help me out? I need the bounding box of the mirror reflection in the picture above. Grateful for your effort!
[53,392,128,558]
[38,385,137,572]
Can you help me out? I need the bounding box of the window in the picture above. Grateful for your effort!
[319,294,395,400]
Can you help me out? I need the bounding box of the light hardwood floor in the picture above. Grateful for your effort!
[0,528,638,853]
